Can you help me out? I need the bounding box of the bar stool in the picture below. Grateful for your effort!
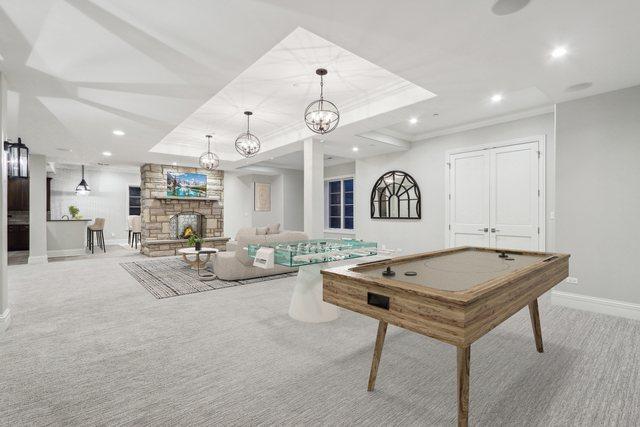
[130,216,142,249]
[87,218,106,254]
[127,215,139,245]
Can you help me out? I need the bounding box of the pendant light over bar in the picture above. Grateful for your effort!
[75,165,91,196]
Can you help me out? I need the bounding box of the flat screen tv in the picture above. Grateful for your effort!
[166,172,207,198]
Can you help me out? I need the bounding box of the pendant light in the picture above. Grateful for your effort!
[304,68,340,134]
[4,137,29,178]
[235,111,261,158]
[75,165,90,196]
[199,134,220,170]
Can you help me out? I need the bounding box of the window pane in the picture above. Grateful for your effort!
[344,192,353,205]
[129,186,141,197]
[344,217,354,229]
[329,217,341,228]
[129,207,141,215]
[329,181,341,193]
[330,206,341,216]
[129,197,141,207]
[344,179,353,192]
[330,193,341,205]
[344,205,353,217]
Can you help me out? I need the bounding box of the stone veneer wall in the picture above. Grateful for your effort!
[140,164,227,256]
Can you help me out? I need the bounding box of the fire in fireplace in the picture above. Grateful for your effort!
[169,213,203,239]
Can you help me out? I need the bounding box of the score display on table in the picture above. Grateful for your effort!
[247,239,378,267]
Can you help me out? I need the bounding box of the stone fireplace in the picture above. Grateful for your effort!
[139,164,229,257]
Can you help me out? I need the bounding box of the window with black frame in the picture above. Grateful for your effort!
[325,177,354,231]
[128,186,141,215]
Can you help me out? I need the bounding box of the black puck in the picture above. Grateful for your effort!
[404,271,417,276]
[382,266,395,277]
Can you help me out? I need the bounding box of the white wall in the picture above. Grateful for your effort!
[224,170,304,239]
[50,165,140,242]
[282,171,304,231]
[0,72,10,332]
[28,154,48,264]
[555,86,640,304]
[355,113,555,254]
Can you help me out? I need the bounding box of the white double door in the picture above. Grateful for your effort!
[447,141,543,251]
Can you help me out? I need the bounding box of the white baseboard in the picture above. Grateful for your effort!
[551,290,640,321]
[47,248,87,258]
[106,238,128,245]
[27,255,49,265]
[0,308,10,333]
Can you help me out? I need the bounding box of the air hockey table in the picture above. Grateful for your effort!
[321,246,570,427]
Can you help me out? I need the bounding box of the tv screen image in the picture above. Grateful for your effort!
[166,172,207,198]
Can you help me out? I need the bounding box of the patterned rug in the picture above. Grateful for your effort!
[120,257,296,299]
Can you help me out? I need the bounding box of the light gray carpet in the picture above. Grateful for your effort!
[1,256,639,426]
[120,257,297,298]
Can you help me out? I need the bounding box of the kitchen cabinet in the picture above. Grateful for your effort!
[8,224,29,251]
[8,178,29,211]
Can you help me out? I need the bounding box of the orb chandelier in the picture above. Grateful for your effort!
[235,111,261,158]
[199,134,220,170]
[304,68,339,134]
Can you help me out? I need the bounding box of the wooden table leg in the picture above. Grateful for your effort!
[367,320,388,391]
[457,346,470,427]
[528,299,544,353]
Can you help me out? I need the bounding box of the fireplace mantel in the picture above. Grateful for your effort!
[153,195,220,202]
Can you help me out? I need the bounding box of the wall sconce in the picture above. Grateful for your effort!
[4,137,29,178]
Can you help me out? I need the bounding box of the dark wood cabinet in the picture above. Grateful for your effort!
[7,224,29,251]
[7,178,29,211]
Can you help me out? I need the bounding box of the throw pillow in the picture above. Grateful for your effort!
[267,223,281,234]
[256,226,268,235]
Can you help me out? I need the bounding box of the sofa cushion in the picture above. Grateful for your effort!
[266,223,281,234]
[235,227,257,240]
[256,226,268,235]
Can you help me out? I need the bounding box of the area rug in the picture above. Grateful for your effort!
[120,257,296,299]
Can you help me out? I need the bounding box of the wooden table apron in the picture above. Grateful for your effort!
[321,247,570,427]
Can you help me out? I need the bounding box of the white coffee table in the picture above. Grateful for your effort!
[177,247,218,276]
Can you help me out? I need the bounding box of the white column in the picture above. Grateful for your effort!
[303,138,324,239]
[0,72,10,332]
[28,154,48,264]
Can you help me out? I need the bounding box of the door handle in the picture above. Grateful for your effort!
[477,228,488,232]
[491,228,500,233]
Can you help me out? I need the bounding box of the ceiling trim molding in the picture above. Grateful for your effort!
[356,131,411,150]
[411,105,555,142]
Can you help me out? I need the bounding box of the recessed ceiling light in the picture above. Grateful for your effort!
[491,0,530,16]
[320,139,325,143]
[352,147,359,152]
[56,147,72,152]
[172,162,177,166]
[565,82,593,92]
[112,130,125,136]
[409,117,418,124]
[491,93,503,103]
[433,113,439,118]
[550,46,568,59]
[102,151,112,157]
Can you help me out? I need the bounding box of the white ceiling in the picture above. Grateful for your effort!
[151,27,434,160]
[1,0,639,169]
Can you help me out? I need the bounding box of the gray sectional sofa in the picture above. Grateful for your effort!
[213,225,308,281]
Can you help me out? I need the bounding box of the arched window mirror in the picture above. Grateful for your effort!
[370,171,421,219]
